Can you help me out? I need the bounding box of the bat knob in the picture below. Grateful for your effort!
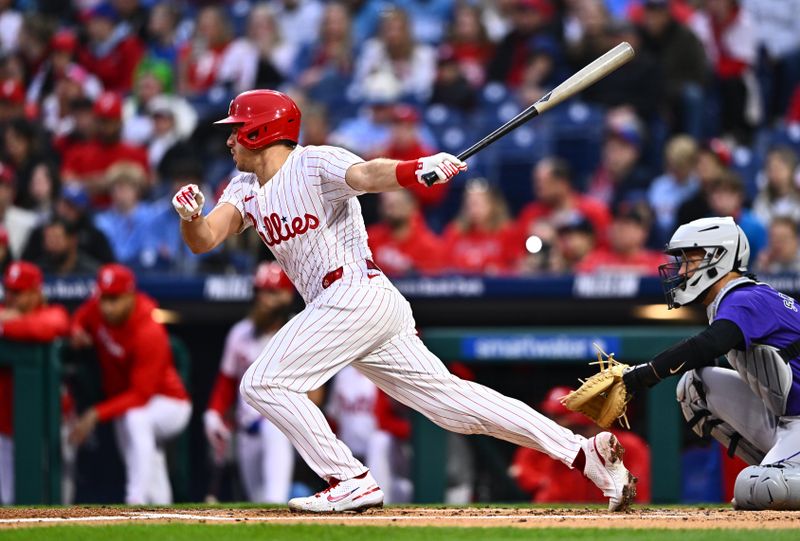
[422,171,439,187]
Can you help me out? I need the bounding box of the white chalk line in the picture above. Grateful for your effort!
[0,512,694,525]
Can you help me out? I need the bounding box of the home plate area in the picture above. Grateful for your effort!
[0,506,797,529]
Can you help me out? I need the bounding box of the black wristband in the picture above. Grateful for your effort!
[622,363,660,395]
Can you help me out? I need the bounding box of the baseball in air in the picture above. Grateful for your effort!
[525,235,544,254]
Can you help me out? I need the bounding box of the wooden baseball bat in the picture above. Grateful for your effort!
[422,41,636,186]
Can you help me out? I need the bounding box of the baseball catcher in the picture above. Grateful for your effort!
[565,216,800,510]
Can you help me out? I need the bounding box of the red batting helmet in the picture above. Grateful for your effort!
[253,262,294,292]
[214,90,301,150]
[541,386,593,426]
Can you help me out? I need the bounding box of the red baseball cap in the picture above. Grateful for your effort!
[541,386,593,426]
[93,91,122,120]
[517,0,555,18]
[0,162,14,186]
[703,138,733,167]
[97,264,136,295]
[0,79,24,105]
[391,104,419,124]
[51,30,77,53]
[253,262,294,292]
[4,261,43,292]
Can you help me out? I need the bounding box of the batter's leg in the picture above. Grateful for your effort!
[353,332,584,466]
[355,332,637,510]
[239,285,409,482]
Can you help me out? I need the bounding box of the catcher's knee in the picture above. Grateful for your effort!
[676,370,764,465]
[734,464,800,510]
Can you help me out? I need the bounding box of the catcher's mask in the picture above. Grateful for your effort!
[659,216,750,309]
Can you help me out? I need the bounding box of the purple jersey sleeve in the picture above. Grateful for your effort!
[715,287,780,349]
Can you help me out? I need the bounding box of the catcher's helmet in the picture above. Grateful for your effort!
[214,90,301,150]
[253,261,294,292]
[659,216,750,309]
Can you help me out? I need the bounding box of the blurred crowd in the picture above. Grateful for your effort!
[1,0,800,277]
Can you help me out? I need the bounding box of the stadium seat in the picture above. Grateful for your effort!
[479,82,509,107]
[478,102,553,213]
[766,123,800,155]
[731,145,763,202]
[548,101,605,188]
[425,104,472,154]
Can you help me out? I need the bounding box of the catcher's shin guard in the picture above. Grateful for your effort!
[734,463,800,510]
[676,370,765,465]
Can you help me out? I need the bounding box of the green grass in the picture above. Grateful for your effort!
[1,526,798,541]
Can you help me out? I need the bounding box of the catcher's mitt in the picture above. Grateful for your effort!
[561,344,631,429]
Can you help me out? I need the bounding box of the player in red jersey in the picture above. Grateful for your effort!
[0,262,69,504]
[69,264,190,504]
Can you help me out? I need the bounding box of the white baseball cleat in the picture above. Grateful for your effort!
[582,432,637,511]
[288,471,384,513]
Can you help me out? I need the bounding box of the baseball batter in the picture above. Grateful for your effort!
[204,262,296,503]
[173,89,636,512]
[622,216,800,509]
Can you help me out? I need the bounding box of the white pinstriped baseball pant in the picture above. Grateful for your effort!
[240,276,584,483]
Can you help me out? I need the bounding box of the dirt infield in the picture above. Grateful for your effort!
[0,506,797,529]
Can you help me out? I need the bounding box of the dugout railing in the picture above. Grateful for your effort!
[2,336,191,505]
[412,326,703,504]
[0,340,62,504]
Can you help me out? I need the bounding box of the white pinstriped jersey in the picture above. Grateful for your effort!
[220,319,275,429]
[218,145,372,303]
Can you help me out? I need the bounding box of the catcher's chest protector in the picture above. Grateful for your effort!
[708,277,794,417]
[726,346,793,417]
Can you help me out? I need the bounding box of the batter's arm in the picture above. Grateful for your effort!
[346,159,404,193]
[346,153,467,193]
[181,202,243,254]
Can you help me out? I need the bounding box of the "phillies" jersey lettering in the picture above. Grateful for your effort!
[247,211,320,246]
